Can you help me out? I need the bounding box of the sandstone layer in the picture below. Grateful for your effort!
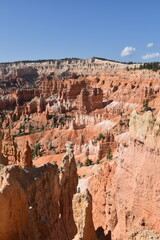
[0,58,160,240]
[89,111,160,240]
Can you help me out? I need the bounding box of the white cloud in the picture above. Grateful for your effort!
[142,52,160,60]
[147,43,154,48]
[120,46,136,57]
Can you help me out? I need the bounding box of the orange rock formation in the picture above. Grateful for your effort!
[73,189,97,240]
[0,58,160,240]
[0,142,78,240]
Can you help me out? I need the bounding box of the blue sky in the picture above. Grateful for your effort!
[0,0,160,62]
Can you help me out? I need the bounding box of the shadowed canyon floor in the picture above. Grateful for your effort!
[0,58,160,239]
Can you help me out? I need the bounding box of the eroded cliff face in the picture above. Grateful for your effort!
[89,162,117,232]
[0,58,159,166]
[0,58,160,240]
[89,111,160,240]
[0,164,61,240]
[0,142,78,240]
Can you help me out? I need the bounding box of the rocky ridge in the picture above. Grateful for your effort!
[89,110,160,239]
[0,142,78,240]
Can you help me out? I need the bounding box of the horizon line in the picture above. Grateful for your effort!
[0,56,159,65]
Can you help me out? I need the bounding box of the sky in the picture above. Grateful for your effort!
[0,0,160,63]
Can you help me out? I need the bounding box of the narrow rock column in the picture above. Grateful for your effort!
[59,141,78,240]
[72,189,97,240]
[23,141,32,168]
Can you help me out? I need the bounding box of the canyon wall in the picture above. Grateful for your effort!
[0,143,78,240]
[0,58,160,240]
[90,110,160,240]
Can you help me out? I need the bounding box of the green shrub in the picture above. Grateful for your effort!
[29,124,34,132]
[96,159,100,164]
[77,160,83,167]
[85,158,93,166]
[32,143,41,157]
[139,62,160,71]
[96,133,105,141]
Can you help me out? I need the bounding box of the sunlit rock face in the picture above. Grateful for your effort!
[0,58,160,240]
[72,189,97,240]
[89,111,160,240]
[0,143,78,240]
